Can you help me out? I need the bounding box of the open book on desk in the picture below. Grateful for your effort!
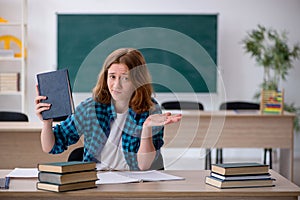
[96,170,184,185]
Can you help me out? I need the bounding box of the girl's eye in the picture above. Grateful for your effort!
[109,75,116,79]
[122,77,129,81]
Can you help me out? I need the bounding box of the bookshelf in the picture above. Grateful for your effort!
[0,0,27,113]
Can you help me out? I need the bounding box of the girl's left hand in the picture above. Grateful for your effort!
[143,112,182,128]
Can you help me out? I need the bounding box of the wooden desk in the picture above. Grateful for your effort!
[0,111,295,179]
[0,170,299,200]
[0,122,83,168]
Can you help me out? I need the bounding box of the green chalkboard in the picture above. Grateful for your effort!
[57,14,218,93]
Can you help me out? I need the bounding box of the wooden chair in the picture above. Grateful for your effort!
[217,101,272,168]
[0,111,28,121]
[161,101,211,170]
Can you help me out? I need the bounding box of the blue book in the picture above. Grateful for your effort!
[0,177,10,189]
[37,69,74,120]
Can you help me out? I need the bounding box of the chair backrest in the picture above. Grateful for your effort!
[161,101,204,110]
[0,111,29,121]
[68,147,84,162]
[219,101,260,110]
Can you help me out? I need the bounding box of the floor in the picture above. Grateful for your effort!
[162,148,300,187]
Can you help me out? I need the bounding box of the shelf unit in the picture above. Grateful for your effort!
[0,0,27,113]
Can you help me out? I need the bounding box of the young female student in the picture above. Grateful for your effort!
[35,48,182,171]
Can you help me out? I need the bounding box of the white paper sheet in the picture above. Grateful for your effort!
[6,168,38,178]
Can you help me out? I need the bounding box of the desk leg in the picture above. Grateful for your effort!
[279,148,293,181]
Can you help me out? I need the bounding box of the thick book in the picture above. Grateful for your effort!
[38,161,96,174]
[37,69,74,120]
[210,172,271,181]
[38,170,98,185]
[205,176,275,189]
[97,170,184,184]
[211,162,269,176]
[36,180,96,192]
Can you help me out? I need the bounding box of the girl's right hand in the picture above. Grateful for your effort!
[35,85,52,122]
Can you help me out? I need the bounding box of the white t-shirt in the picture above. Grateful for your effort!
[96,111,130,171]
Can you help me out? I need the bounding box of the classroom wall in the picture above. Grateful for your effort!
[1,0,300,155]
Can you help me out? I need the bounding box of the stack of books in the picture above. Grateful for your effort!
[205,162,275,189]
[0,72,20,92]
[37,161,97,192]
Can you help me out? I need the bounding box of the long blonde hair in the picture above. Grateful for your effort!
[92,48,154,114]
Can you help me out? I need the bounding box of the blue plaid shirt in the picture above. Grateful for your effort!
[50,97,164,170]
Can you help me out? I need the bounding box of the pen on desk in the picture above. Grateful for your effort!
[5,177,10,189]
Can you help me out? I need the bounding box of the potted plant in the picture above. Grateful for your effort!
[241,24,300,130]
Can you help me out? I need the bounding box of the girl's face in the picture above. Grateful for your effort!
[107,63,134,103]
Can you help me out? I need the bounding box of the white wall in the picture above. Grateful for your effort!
[1,0,300,155]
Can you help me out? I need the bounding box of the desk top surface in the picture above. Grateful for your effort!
[0,170,299,198]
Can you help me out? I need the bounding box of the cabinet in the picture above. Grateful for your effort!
[0,0,27,113]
